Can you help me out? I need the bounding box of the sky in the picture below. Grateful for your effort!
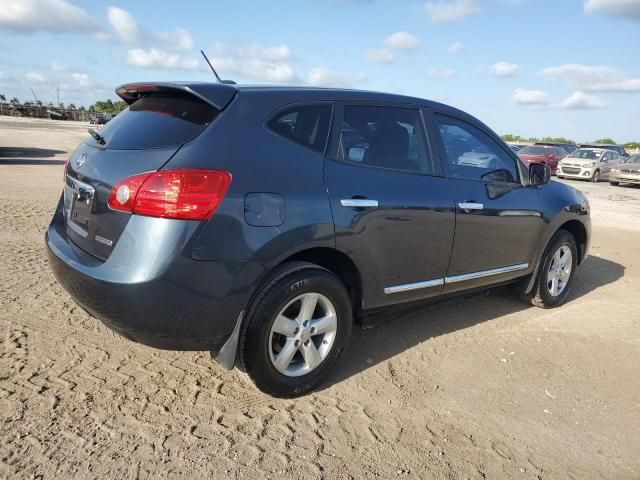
[1,0,639,142]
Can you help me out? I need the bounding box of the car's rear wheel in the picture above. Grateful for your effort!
[519,229,578,308]
[238,261,352,397]
[609,181,619,186]
[591,170,600,182]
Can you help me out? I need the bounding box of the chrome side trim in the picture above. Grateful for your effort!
[445,263,529,284]
[384,263,530,294]
[384,278,444,294]
[341,199,379,208]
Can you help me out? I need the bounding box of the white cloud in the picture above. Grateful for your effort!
[539,64,640,92]
[447,41,464,54]
[427,67,456,78]
[384,31,421,50]
[106,6,194,51]
[512,88,550,105]
[208,43,298,82]
[424,0,480,23]
[71,72,90,87]
[584,0,640,20]
[0,0,97,33]
[365,48,395,63]
[561,91,607,109]
[106,6,139,44]
[308,68,355,87]
[25,72,45,82]
[491,61,520,77]
[49,61,67,72]
[126,48,199,70]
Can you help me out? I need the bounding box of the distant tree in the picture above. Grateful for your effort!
[593,138,616,144]
[542,136,576,144]
[624,142,640,150]
[47,102,54,108]
[68,103,76,110]
[501,134,529,143]
[0,93,5,102]
[90,99,127,115]
[59,102,65,109]
[10,97,20,107]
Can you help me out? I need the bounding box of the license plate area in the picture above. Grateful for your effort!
[64,177,96,238]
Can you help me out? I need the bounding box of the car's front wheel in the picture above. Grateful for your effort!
[238,262,352,397]
[591,169,600,182]
[609,181,619,186]
[519,229,578,308]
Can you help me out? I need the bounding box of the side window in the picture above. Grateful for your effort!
[557,148,566,157]
[337,105,438,175]
[267,104,332,154]
[603,152,612,161]
[433,114,519,183]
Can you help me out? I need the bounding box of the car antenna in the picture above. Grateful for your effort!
[201,49,222,83]
[200,50,236,84]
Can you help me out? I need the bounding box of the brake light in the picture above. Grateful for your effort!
[108,169,231,220]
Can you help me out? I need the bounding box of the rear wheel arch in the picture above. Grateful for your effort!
[280,247,363,314]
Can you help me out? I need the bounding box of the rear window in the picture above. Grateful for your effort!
[519,146,548,155]
[267,104,333,154]
[89,93,218,150]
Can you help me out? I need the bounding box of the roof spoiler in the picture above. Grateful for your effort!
[115,82,237,110]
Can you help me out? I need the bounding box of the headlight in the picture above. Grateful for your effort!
[584,162,596,168]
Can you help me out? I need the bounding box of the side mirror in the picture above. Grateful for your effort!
[529,162,551,186]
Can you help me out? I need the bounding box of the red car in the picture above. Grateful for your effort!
[518,145,567,174]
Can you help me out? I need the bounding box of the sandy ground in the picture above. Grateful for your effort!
[1,116,639,480]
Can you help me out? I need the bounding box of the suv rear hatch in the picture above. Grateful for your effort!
[63,82,236,260]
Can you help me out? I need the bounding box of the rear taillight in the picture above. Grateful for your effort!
[108,169,231,221]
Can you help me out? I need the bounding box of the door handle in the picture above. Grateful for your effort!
[341,199,379,208]
[458,202,484,211]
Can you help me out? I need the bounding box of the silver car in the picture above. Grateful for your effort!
[609,154,640,186]
[557,148,621,182]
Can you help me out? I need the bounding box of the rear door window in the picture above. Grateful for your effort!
[89,93,219,150]
[434,114,519,183]
[267,104,333,154]
[336,105,438,175]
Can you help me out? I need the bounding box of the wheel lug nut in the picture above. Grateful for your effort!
[294,327,299,334]
[303,320,309,327]
[304,339,310,346]
[323,340,328,345]
[310,327,316,334]
[294,340,300,347]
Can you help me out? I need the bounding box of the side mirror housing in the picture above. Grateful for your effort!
[529,163,551,186]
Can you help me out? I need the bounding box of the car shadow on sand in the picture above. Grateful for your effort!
[323,255,625,389]
[0,146,67,165]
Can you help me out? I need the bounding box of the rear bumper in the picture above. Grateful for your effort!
[610,172,640,184]
[46,204,263,353]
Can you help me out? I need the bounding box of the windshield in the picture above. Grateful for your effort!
[519,146,548,155]
[568,149,600,160]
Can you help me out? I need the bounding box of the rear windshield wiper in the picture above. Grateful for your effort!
[88,128,106,145]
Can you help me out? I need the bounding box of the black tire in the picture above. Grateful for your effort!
[519,230,578,308]
[591,170,600,182]
[609,181,619,186]
[238,261,352,397]
[557,175,564,179]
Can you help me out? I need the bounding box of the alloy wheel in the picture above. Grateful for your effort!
[547,246,572,297]
[268,293,338,377]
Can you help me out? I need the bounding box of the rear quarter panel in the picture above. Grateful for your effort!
[166,92,336,264]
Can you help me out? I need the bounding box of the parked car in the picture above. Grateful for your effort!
[46,82,591,397]
[518,145,567,174]
[508,143,523,153]
[89,114,112,125]
[557,148,621,182]
[535,141,577,154]
[609,154,640,186]
[580,143,629,158]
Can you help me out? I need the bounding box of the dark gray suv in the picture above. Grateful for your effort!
[47,82,591,397]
